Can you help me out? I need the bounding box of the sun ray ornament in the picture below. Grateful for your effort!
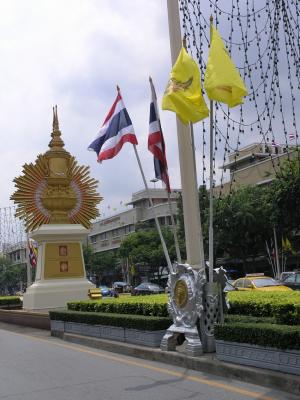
[11,106,101,231]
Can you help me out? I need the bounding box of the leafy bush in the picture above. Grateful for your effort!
[67,294,169,317]
[0,296,22,307]
[49,310,172,331]
[215,321,300,350]
[227,291,300,325]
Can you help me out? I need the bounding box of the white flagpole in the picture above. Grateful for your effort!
[208,15,214,283]
[167,190,182,263]
[166,0,205,271]
[189,121,205,270]
[281,236,284,274]
[149,76,182,263]
[132,144,174,274]
[265,240,276,278]
[273,226,280,279]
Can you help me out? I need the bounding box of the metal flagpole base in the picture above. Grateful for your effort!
[201,281,220,353]
[160,263,206,357]
[160,324,203,356]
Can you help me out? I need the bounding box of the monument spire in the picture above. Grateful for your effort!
[49,105,65,150]
[52,105,59,132]
[11,107,101,230]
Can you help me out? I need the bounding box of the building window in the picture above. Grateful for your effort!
[100,232,107,241]
[90,235,97,244]
[112,228,122,238]
[125,224,135,234]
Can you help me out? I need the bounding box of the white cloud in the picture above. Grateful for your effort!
[0,0,179,212]
[2,0,296,219]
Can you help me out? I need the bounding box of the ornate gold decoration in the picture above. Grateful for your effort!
[11,106,102,231]
[164,77,193,94]
[174,279,188,309]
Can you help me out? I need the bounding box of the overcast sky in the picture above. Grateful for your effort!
[0,0,191,217]
[1,0,297,222]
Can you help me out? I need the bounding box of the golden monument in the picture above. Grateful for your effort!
[11,107,102,309]
[11,106,100,229]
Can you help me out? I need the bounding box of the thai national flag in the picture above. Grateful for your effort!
[148,78,171,192]
[88,91,138,162]
[28,239,38,268]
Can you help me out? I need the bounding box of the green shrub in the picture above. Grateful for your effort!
[49,310,172,331]
[215,321,300,350]
[67,294,169,317]
[227,291,300,325]
[214,322,300,350]
[224,314,276,324]
[0,296,22,306]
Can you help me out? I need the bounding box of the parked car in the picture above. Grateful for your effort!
[132,282,164,295]
[232,275,292,292]
[99,285,112,297]
[224,280,236,293]
[112,282,131,293]
[279,271,294,281]
[280,271,300,290]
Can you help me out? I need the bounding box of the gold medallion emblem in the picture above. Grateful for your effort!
[174,279,188,308]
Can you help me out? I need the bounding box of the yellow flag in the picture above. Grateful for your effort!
[162,47,209,125]
[204,26,248,107]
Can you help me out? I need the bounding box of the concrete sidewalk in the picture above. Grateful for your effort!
[53,330,300,397]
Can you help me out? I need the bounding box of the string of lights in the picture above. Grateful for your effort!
[179,0,299,197]
[0,206,26,255]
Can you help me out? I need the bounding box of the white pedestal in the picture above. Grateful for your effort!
[23,224,94,310]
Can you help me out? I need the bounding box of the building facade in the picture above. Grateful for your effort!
[216,142,297,195]
[89,188,181,254]
[3,241,27,265]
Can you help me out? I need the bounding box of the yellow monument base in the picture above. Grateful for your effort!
[23,224,94,310]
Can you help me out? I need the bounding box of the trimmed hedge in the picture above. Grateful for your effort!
[227,291,300,325]
[224,314,276,324]
[49,310,172,331]
[0,296,22,307]
[67,294,169,317]
[215,321,300,351]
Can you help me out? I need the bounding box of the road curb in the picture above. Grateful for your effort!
[58,331,300,396]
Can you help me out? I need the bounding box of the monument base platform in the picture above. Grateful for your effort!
[23,278,94,310]
[23,224,94,310]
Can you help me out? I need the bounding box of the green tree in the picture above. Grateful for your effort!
[0,257,26,294]
[119,227,182,280]
[214,185,274,273]
[271,158,300,233]
[83,244,120,283]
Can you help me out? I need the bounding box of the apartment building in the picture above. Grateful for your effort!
[89,188,181,254]
[3,241,27,265]
[217,142,297,194]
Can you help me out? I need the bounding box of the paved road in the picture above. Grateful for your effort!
[0,323,297,400]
